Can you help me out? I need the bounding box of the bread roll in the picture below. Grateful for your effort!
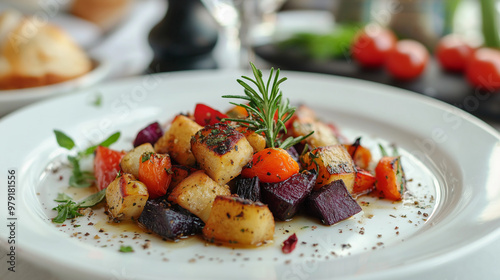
[0,10,92,90]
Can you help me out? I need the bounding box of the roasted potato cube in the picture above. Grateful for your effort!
[154,115,202,166]
[106,173,149,221]
[300,144,356,192]
[191,123,253,184]
[290,120,339,148]
[120,143,155,178]
[203,195,275,246]
[288,105,339,148]
[236,127,266,153]
[168,170,230,222]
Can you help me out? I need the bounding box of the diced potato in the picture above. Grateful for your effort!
[191,123,253,184]
[300,144,356,192]
[168,170,230,222]
[120,143,155,178]
[106,173,149,221]
[290,120,339,148]
[235,126,266,153]
[203,195,275,246]
[154,115,202,166]
[287,105,339,148]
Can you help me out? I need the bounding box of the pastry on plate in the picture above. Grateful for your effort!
[0,10,92,90]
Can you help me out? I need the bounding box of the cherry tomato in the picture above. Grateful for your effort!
[351,24,397,68]
[386,40,429,80]
[436,34,474,72]
[193,103,228,126]
[466,47,500,91]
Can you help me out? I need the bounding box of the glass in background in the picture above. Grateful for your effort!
[201,0,286,69]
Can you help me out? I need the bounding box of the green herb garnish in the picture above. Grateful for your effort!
[92,93,102,107]
[54,130,75,150]
[54,193,73,203]
[222,62,313,149]
[52,200,82,223]
[52,189,106,223]
[54,130,121,188]
[119,245,134,253]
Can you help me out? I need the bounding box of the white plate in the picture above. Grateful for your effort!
[0,58,110,117]
[1,70,500,280]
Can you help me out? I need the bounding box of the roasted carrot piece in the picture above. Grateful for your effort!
[374,156,406,201]
[138,152,172,199]
[352,168,376,196]
[344,138,372,170]
[94,146,125,191]
[241,148,299,183]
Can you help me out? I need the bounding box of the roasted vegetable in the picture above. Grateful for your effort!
[375,156,406,200]
[120,143,155,178]
[170,165,197,189]
[168,170,231,222]
[353,168,376,196]
[191,123,253,185]
[344,138,372,170]
[241,148,299,183]
[154,115,202,166]
[138,199,204,240]
[287,105,339,148]
[94,146,125,191]
[133,122,163,148]
[138,152,172,199]
[306,179,362,225]
[261,171,316,220]
[235,126,266,153]
[300,144,356,192]
[203,195,275,246]
[235,176,261,202]
[106,173,149,221]
[194,103,229,126]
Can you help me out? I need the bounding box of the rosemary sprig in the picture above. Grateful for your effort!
[222,62,313,149]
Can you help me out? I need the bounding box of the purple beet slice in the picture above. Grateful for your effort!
[261,171,316,220]
[133,122,163,147]
[235,176,261,202]
[138,199,204,240]
[306,180,362,225]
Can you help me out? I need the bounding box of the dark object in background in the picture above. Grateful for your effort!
[148,0,219,72]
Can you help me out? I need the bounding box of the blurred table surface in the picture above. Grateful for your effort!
[1,1,500,279]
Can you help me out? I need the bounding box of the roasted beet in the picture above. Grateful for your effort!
[138,200,204,240]
[261,171,316,220]
[133,122,163,147]
[306,180,362,225]
[285,146,300,163]
[235,176,261,202]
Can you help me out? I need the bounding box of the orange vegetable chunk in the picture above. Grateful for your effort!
[138,152,172,199]
[374,156,406,201]
[241,148,299,183]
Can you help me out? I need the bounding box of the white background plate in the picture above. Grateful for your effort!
[1,70,500,280]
